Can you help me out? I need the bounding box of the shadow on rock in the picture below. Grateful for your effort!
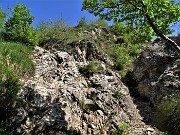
[9,84,81,135]
[123,41,180,134]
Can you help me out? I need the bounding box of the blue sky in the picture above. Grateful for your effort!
[0,0,180,35]
[1,0,99,26]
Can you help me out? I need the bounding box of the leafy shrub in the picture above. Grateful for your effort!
[4,4,38,46]
[89,18,109,29]
[113,43,142,72]
[110,22,144,72]
[85,62,102,74]
[111,121,129,135]
[113,44,130,70]
[154,93,180,135]
[79,62,103,78]
[37,18,67,41]
[96,23,143,75]
[37,18,82,45]
[0,62,21,124]
[77,16,88,28]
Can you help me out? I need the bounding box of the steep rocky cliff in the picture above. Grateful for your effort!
[11,41,159,135]
[131,42,179,104]
[125,37,180,134]
[7,28,180,135]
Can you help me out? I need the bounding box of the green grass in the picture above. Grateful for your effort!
[0,41,35,75]
[0,40,34,133]
[0,62,21,133]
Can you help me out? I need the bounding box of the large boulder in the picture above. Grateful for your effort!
[131,42,180,105]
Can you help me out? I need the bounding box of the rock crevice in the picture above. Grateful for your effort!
[11,45,158,135]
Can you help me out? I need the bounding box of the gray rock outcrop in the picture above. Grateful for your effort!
[131,42,180,106]
[10,45,158,135]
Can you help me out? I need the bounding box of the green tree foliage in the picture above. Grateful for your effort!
[78,16,88,27]
[36,18,69,41]
[113,21,152,43]
[0,6,6,29]
[154,93,180,135]
[82,0,180,53]
[89,18,109,29]
[0,6,6,40]
[4,3,38,46]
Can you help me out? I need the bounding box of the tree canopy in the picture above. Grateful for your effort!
[82,0,180,53]
[0,6,6,30]
[5,3,38,46]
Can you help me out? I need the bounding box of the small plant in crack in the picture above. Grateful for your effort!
[113,90,123,99]
[79,61,103,78]
[111,121,129,135]
[79,99,98,112]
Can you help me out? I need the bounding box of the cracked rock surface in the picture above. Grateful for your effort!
[10,45,161,135]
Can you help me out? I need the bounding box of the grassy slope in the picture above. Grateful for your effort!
[0,40,34,133]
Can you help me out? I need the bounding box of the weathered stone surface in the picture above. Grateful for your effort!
[8,46,155,135]
[132,42,180,105]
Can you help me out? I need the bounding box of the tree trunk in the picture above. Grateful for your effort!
[146,14,180,54]
[141,0,180,54]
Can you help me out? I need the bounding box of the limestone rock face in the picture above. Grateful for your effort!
[132,43,180,105]
[12,46,156,135]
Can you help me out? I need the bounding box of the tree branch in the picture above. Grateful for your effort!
[141,0,180,53]
[127,1,143,12]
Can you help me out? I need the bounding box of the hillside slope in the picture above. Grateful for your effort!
[5,27,180,135]
[125,36,180,135]
[12,45,156,135]
[8,37,163,135]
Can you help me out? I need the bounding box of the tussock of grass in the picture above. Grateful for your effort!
[0,41,35,75]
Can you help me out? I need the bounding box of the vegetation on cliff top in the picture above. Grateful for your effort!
[82,0,180,53]
[0,1,180,134]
